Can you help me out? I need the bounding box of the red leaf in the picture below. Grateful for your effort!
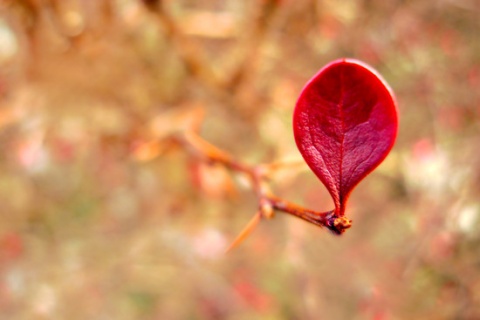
[293,58,398,217]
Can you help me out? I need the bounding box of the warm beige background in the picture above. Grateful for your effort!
[0,0,479,319]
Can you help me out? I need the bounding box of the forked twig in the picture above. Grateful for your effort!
[171,130,352,250]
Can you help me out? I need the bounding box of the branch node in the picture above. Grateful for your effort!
[260,201,274,219]
[326,216,353,235]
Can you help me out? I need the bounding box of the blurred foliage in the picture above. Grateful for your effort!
[0,0,480,319]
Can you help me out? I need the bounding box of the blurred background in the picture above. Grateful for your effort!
[0,0,480,319]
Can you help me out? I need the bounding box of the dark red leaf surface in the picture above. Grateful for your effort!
[293,58,398,217]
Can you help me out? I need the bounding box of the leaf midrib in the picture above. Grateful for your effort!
[338,66,346,210]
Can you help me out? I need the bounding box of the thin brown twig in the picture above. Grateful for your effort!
[172,130,352,249]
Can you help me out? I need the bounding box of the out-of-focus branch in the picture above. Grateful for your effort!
[141,0,280,93]
[165,129,352,251]
[142,0,220,89]
[222,0,280,91]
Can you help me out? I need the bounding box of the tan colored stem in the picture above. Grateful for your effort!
[173,130,352,248]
